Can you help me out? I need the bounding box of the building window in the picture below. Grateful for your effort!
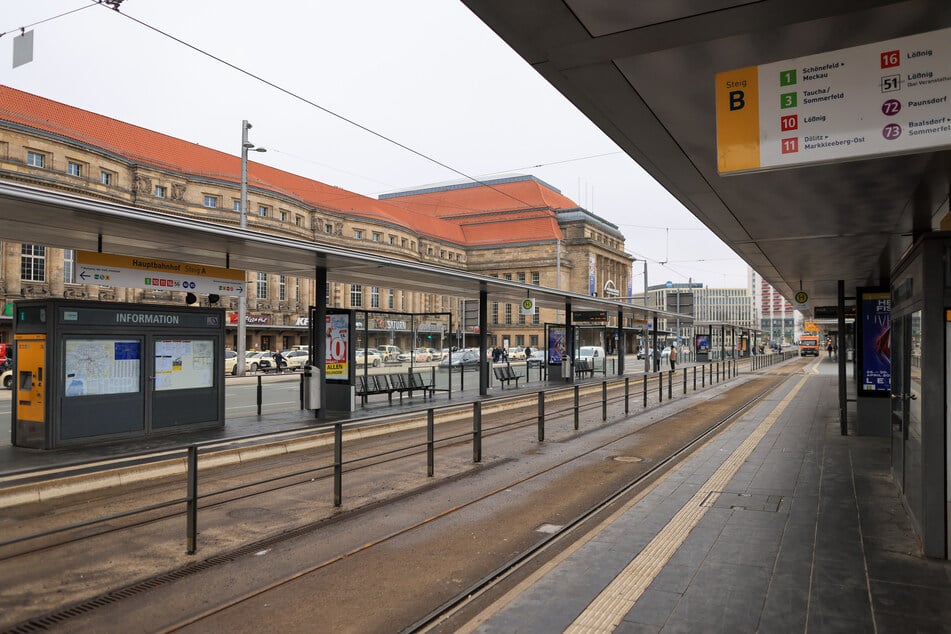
[295,278,300,301]
[371,286,380,308]
[21,244,46,282]
[440,250,446,259]
[401,238,407,248]
[26,151,45,168]
[279,275,286,301]
[154,185,167,198]
[532,272,540,285]
[233,199,242,212]
[532,312,540,326]
[389,235,397,245]
[256,272,268,300]
[388,289,395,309]
[279,209,288,222]
[505,304,512,324]
[354,229,364,240]
[503,273,512,281]
[427,246,434,256]
[325,223,334,234]
[350,284,363,307]
[67,161,82,177]
[64,249,75,284]
[295,215,303,227]
[258,205,268,218]
[491,302,499,325]
[372,232,382,242]
[203,195,219,209]
[517,272,526,283]
[518,312,525,325]
[100,170,113,185]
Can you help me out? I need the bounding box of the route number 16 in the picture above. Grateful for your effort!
[881,50,900,69]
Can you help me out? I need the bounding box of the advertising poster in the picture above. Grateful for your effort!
[548,327,566,364]
[695,334,711,352]
[325,313,350,380]
[861,292,891,392]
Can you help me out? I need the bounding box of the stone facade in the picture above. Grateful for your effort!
[0,100,632,353]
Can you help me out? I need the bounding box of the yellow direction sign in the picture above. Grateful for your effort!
[76,251,245,297]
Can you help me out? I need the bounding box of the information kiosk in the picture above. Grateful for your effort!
[12,299,226,449]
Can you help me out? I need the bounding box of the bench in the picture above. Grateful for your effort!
[356,372,434,403]
[493,364,521,389]
[575,358,594,378]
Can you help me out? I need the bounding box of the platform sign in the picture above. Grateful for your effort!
[76,251,245,296]
[717,27,951,174]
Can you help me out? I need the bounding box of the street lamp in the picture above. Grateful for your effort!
[236,119,266,375]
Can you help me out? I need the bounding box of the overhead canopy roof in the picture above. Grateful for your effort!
[461,0,951,311]
[0,180,718,328]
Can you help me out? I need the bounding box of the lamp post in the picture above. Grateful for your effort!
[236,120,266,376]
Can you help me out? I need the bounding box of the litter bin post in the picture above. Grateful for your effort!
[303,365,321,410]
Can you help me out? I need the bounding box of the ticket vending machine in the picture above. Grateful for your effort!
[13,333,46,447]
[12,299,226,449]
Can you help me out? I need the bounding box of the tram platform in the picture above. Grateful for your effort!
[463,358,951,633]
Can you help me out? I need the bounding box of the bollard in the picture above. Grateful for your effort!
[693,366,697,391]
[537,392,545,442]
[257,375,263,416]
[659,371,663,403]
[473,402,482,463]
[683,368,687,395]
[574,385,580,430]
[299,373,304,409]
[624,377,630,415]
[643,374,648,408]
[716,362,720,383]
[668,370,672,400]
[427,409,435,477]
[186,444,198,555]
[702,363,706,387]
[333,423,343,507]
[602,381,608,421]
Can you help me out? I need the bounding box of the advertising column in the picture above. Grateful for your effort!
[855,288,891,436]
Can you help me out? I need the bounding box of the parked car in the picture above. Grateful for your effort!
[282,349,310,370]
[224,349,239,375]
[577,345,606,370]
[526,350,546,368]
[1,369,12,389]
[355,348,382,367]
[376,345,402,362]
[425,348,444,361]
[397,348,433,363]
[506,347,526,360]
[439,349,481,369]
[246,351,273,373]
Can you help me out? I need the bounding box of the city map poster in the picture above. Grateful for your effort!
[154,339,214,391]
[64,338,140,397]
[548,327,566,364]
[861,293,891,393]
[326,313,350,380]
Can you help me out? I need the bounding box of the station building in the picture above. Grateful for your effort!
[0,85,633,353]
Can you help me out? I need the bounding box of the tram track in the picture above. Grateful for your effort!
[1,360,799,632]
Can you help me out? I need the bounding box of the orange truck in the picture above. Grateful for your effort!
[799,334,820,356]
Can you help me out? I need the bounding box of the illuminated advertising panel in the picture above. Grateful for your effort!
[860,292,891,393]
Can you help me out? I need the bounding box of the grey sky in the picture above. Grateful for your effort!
[0,0,749,288]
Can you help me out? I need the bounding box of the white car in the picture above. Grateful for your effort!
[224,350,239,375]
[282,349,311,370]
[1,369,11,389]
[356,348,382,367]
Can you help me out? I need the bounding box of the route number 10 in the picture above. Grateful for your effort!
[781,115,798,131]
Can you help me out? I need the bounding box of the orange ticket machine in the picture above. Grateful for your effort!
[13,299,225,449]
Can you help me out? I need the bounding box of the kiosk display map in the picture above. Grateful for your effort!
[64,339,141,396]
[154,339,214,391]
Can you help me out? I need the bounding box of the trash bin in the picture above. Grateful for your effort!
[302,364,321,410]
[846,348,854,362]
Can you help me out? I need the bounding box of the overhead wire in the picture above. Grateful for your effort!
[0,2,96,38]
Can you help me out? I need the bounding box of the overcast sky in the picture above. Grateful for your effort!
[0,0,750,289]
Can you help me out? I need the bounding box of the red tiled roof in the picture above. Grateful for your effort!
[0,85,567,247]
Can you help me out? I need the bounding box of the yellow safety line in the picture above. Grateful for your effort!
[565,373,810,633]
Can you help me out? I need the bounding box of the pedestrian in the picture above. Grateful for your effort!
[669,345,677,371]
[524,346,531,358]
[827,341,833,358]
[653,346,661,372]
[273,350,286,373]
